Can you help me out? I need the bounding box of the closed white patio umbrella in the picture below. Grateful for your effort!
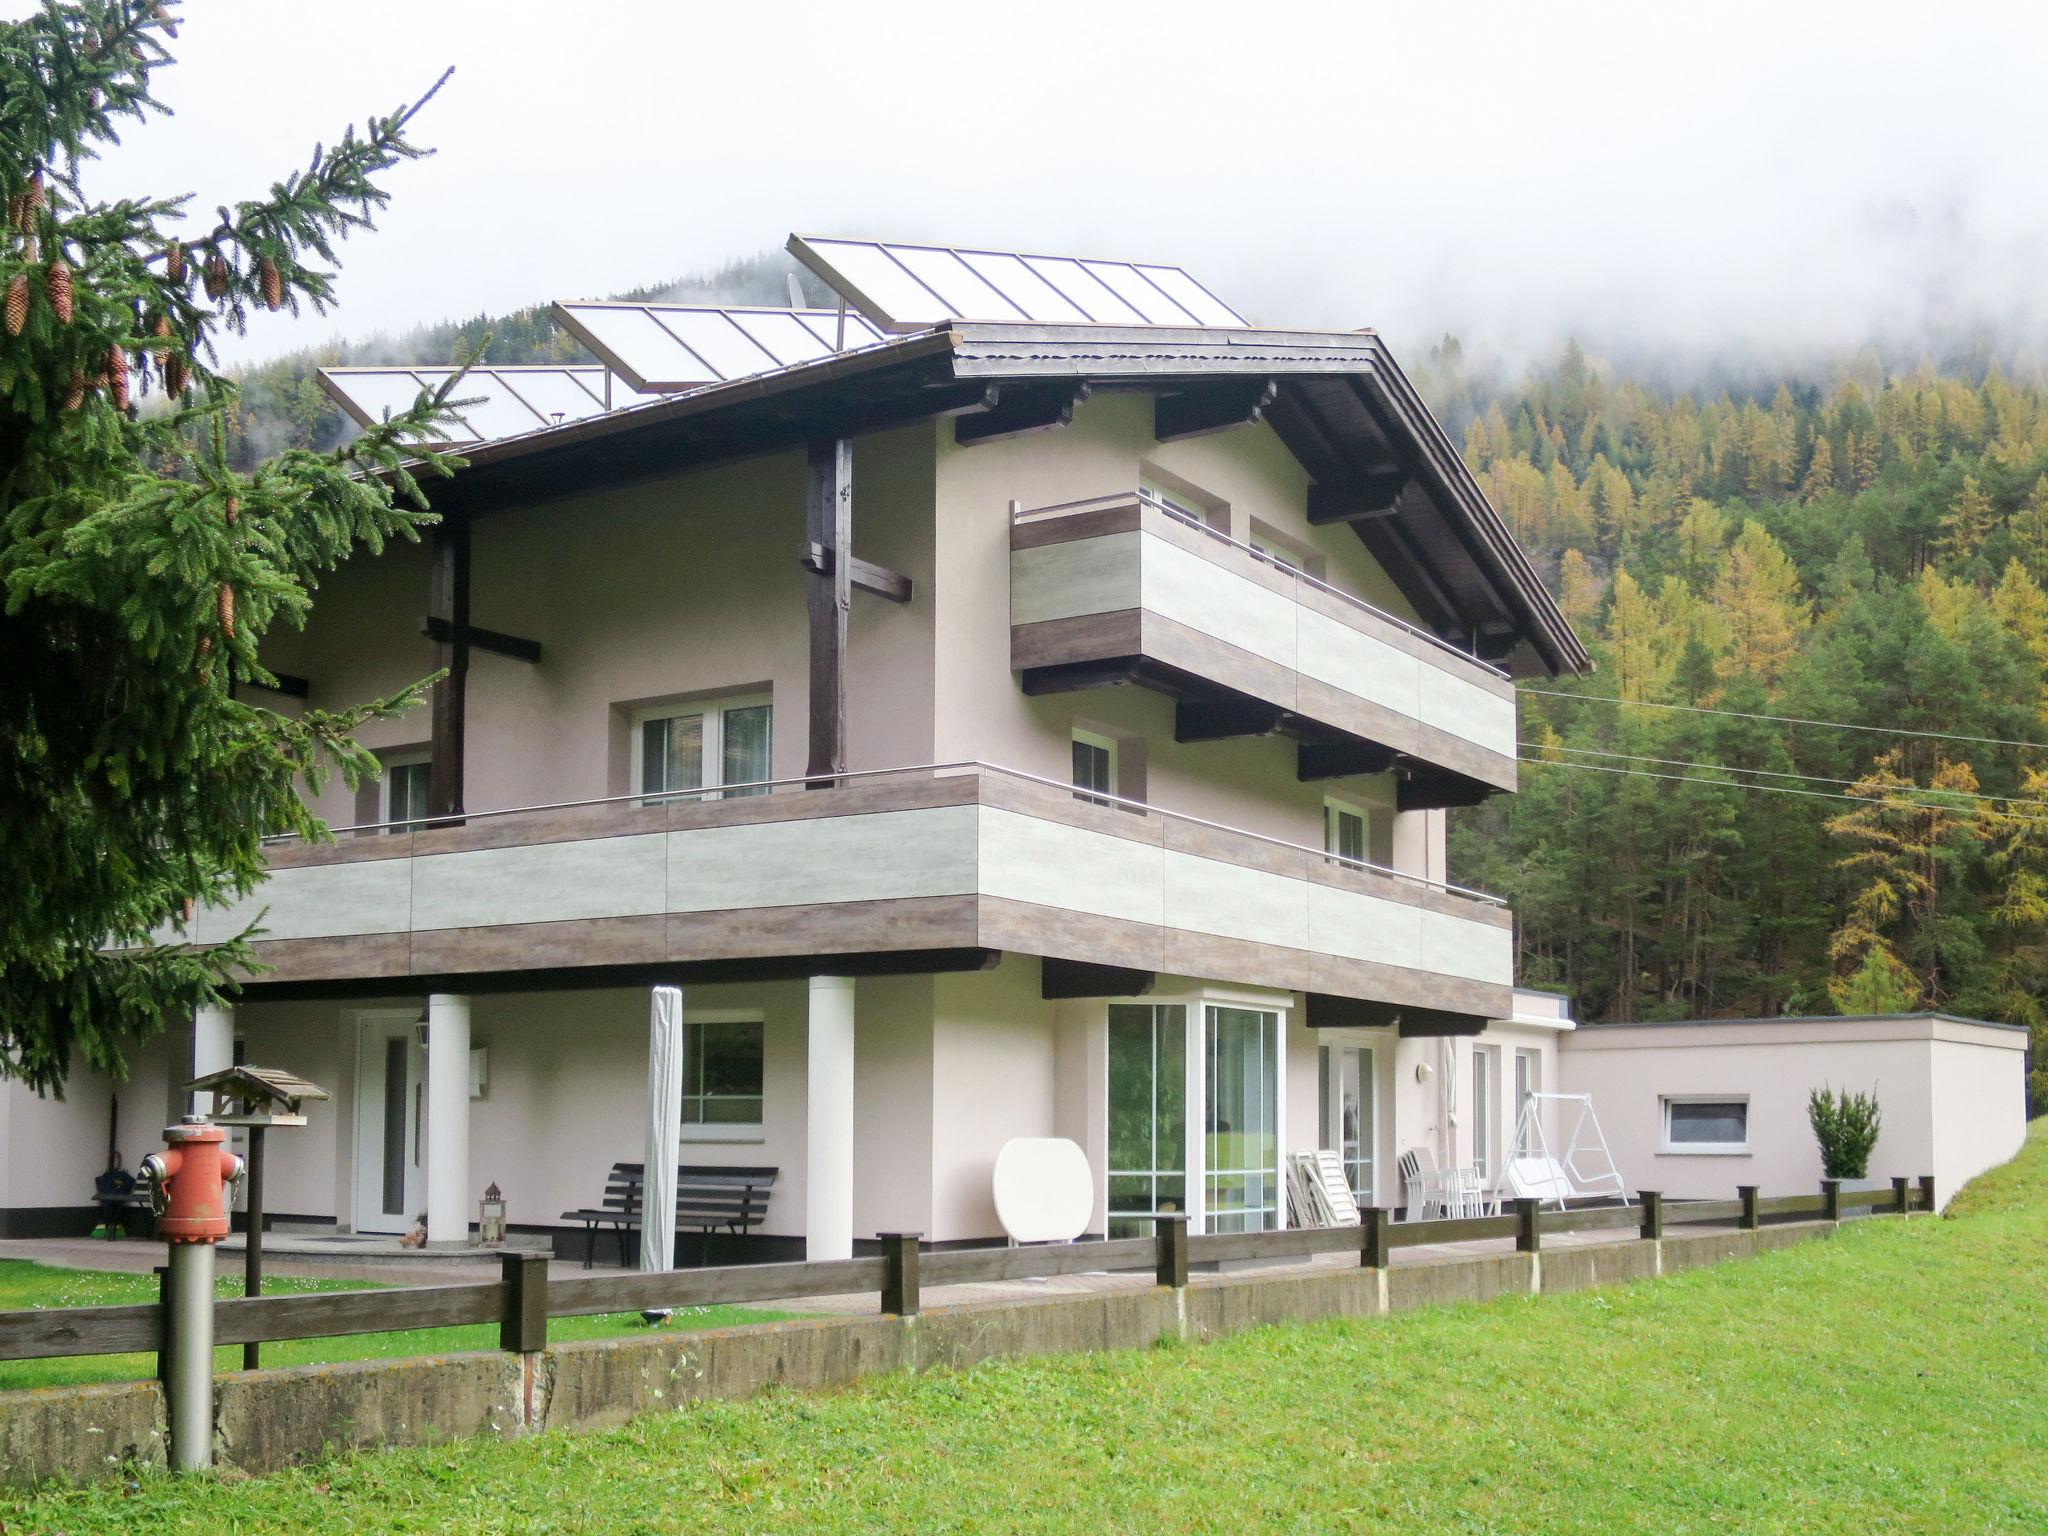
[641,986,684,1308]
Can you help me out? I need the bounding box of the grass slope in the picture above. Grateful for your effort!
[9,1126,2046,1534]
[0,1261,790,1391]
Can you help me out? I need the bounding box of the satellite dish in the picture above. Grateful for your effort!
[991,1138,1093,1244]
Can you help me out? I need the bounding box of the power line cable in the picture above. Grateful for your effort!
[1517,754,2048,826]
[1526,741,2048,810]
[1519,686,2048,753]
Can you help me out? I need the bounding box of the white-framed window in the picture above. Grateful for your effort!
[635,694,772,801]
[1319,1042,1376,1202]
[1323,797,1393,868]
[1140,477,1214,530]
[1661,1095,1750,1153]
[682,1013,765,1135]
[382,753,431,833]
[1472,1047,1493,1180]
[1513,1048,1541,1156]
[1073,729,1118,806]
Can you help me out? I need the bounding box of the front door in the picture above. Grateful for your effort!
[353,1012,422,1234]
[1320,1043,1376,1206]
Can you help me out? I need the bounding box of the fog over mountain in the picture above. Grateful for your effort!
[23,0,2042,386]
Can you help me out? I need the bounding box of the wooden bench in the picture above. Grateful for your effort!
[561,1162,777,1269]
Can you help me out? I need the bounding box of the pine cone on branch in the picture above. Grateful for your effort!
[45,259,71,323]
[165,243,186,285]
[218,582,236,640]
[259,257,282,311]
[151,314,173,363]
[203,252,228,299]
[4,273,27,336]
[62,371,85,410]
[108,346,129,409]
[165,350,187,395]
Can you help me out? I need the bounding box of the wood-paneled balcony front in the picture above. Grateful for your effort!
[170,765,1513,1023]
[1009,492,1518,806]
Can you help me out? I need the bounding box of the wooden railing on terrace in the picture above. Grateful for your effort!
[0,1176,1936,1369]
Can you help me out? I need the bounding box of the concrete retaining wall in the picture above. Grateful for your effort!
[0,1219,1856,1485]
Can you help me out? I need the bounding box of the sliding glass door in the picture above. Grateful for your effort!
[1204,1006,1280,1233]
[1107,1004,1187,1239]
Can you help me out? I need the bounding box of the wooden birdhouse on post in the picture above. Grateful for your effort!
[185,1065,330,1369]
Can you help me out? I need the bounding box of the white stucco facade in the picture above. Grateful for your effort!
[1557,1013,2030,1210]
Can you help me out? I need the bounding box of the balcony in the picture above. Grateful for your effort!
[1009,492,1517,800]
[179,765,1513,1020]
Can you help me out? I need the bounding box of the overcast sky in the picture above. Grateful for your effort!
[36,0,2048,376]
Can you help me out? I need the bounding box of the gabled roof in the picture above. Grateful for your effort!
[406,322,1589,677]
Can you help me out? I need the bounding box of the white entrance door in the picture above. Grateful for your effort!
[353,1012,423,1234]
[1321,1043,1377,1206]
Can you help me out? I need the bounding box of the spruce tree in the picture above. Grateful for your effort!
[0,2,464,1092]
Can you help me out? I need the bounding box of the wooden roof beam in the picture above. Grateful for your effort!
[1154,379,1277,443]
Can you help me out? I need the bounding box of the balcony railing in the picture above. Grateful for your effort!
[1015,489,1509,679]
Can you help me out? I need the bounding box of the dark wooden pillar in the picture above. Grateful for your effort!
[805,439,851,786]
[428,520,471,820]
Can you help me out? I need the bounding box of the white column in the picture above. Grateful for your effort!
[641,987,684,1275]
[805,975,856,1261]
[424,993,472,1250]
[190,1003,234,1116]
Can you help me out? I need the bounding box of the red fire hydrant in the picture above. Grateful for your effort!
[143,1120,242,1242]
[143,1117,244,1470]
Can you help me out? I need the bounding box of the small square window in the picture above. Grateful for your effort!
[1662,1097,1749,1152]
[683,1017,764,1131]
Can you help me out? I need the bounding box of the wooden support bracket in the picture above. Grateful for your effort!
[1154,379,1278,443]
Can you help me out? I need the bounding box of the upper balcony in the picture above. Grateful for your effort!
[1009,492,1517,804]
[174,764,1513,1025]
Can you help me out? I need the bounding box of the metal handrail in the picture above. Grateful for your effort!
[1013,488,1512,680]
[270,759,1507,906]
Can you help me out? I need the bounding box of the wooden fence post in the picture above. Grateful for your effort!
[1891,1176,1910,1215]
[1360,1207,1390,1270]
[1637,1191,1663,1241]
[499,1252,549,1355]
[1738,1185,1760,1231]
[879,1232,922,1318]
[1821,1179,1841,1223]
[1513,1197,1540,1254]
[1154,1214,1188,1290]
[1918,1174,1936,1213]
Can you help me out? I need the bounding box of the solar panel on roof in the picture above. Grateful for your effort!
[318,365,669,445]
[550,303,891,393]
[786,234,1250,332]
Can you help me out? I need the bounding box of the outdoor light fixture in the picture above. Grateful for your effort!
[477,1182,508,1247]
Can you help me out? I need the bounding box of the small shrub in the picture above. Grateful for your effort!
[1809,1085,1883,1179]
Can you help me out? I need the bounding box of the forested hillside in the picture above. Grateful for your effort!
[1425,341,2048,1108]
[221,265,2046,1107]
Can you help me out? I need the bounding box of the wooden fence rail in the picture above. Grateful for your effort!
[0,1175,1934,1368]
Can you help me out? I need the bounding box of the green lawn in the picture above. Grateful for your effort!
[0,1260,793,1391]
[9,1124,2047,1534]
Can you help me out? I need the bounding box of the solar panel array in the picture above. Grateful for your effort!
[787,234,1248,331]
[551,303,891,393]
[319,365,672,445]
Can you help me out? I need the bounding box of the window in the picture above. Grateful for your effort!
[1073,729,1117,806]
[636,695,772,801]
[1107,1004,1188,1238]
[1141,478,1212,530]
[1471,1048,1492,1180]
[682,1016,764,1131]
[383,755,430,833]
[1319,1043,1375,1201]
[1662,1097,1749,1153]
[1513,1048,1541,1156]
[1324,797,1392,868]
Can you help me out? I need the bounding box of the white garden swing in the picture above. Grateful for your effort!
[1499,1092,1630,1210]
